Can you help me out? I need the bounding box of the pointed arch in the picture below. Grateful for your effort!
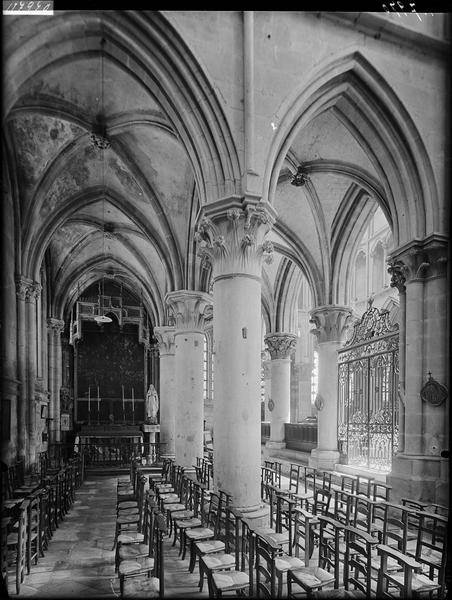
[264,51,439,247]
[4,11,241,206]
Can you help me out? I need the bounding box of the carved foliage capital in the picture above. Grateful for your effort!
[309,306,352,344]
[195,198,276,279]
[15,276,39,301]
[165,291,212,332]
[265,332,298,359]
[388,237,448,286]
[47,318,65,334]
[153,326,176,356]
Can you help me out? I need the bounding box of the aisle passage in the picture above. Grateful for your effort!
[13,476,209,598]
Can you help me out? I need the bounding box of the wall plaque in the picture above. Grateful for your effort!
[420,373,448,407]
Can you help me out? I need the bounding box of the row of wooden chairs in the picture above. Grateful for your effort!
[259,461,448,597]
[1,455,83,595]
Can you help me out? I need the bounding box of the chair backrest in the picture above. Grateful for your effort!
[332,488,355,524]
[205,491,223,534]
[254,532,279,598]
[288,463,301,495]
[312,488,331,516]
[152,512,167,598]
[352,495,376,534]
[414,510,448,594]
[371,481,391,502]
[318,515,344,585]
[343,524,378,595]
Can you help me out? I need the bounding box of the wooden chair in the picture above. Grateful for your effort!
[172,479,205,556]
[115,491,155,571]
[6,499,28,594]
[317,515,347,589]
[198,505,241,593]
[289,466,317,509]
[343,524,379,596]
[208,517,254,598]
[121,512,167,598]
[377,543,443,598]
[292,488,332,567]
[407,511,448,597]
[287,512,337,598]
[113,475,147,551]
[184,491,224,563]
[188,489,233,580]
[26,493,41,574]
[254,531,280,597]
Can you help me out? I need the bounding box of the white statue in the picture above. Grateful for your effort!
[145,384,159,424]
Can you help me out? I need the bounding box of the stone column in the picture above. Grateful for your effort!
[262,357,272,422]
[16,277,31,462]
[48,318,64,443]
[165,292,211,468]
[388,237,449,504]
[204,306,214,432]
[195,196,276,512]
[26,281,41,466]
[264,333,297,448]
[309,306,352,471]
[154,326,176,457]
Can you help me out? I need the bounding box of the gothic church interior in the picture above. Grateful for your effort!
[1,9,450,598]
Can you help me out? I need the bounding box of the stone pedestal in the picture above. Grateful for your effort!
[308,306,351,471]
[165,291,211,469]
[154,327,176,456]
[264,332,297,447]
[195,196,276,511]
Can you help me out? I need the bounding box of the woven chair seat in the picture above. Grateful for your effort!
[117,501,138,510]
[174,517,202,528]
[122,576,159,598]
[117,513,140,525]
[185,526,214,540]
[275,555,304,573]
[289,566,335,590]
[196,539,225,554]
[202,552,236,570]
[118,543,148,560]
[118,556,154,576]
[387,570,440,593]
[212,570,249,590]
[118,532,144,544]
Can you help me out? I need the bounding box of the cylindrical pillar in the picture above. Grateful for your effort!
[309,306,352,471]
[154,327,176,456]
[47,318,64,444]
[195,197,276,512]
[54,322,64,443]
[165,292,211,468]
[264,333,297,447]
[26,282,41,467]
[16,278,30,462]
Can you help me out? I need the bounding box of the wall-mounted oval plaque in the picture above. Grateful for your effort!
[420,373,448,407]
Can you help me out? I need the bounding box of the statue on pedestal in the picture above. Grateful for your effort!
[145,384,159,424]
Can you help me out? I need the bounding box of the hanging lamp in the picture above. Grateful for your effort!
[92,34,112,326]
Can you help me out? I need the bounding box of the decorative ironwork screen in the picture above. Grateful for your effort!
[338,299,399,472]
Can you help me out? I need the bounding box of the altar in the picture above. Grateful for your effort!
[77,424,143,467]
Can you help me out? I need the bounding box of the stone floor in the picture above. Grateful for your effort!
[8,475,210,598]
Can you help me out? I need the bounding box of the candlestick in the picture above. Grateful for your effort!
[88,386,91,414]
[122,385,125,410]
[132,387,134,412]
[97,386,100,412]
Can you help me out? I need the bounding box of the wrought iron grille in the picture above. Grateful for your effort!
[338,299,399,472]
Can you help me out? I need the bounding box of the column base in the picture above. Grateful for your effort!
[309,449,340,471]
[387,453,449,505]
